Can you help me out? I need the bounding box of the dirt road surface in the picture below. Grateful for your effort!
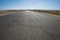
[0,11,60,40]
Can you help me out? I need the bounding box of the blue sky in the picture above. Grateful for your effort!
[0,0,60,10]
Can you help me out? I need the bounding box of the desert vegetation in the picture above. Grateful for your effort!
[30,10,60,16]
[0,10,24,13]
[0,10,60,16]
[0,10,25,16]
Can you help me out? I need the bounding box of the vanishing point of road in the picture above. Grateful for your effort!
[0,11,60,40]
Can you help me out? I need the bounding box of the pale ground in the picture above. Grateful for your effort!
[0,11,60,40]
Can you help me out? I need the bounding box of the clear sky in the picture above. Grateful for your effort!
[0,0,60,10]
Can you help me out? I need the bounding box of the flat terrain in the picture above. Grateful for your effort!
[31,10,60,16]
[0,11,60,40]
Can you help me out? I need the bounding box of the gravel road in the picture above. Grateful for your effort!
[0,11,60,40]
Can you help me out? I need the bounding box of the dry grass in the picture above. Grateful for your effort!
[30,10,60,16]
[0,10,24,16]
[0,10,24,13]
[0,10,60,16]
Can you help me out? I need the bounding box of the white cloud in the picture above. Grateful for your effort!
[11,0,58,10]
[21,0,47,9]
[20,0,57,10]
